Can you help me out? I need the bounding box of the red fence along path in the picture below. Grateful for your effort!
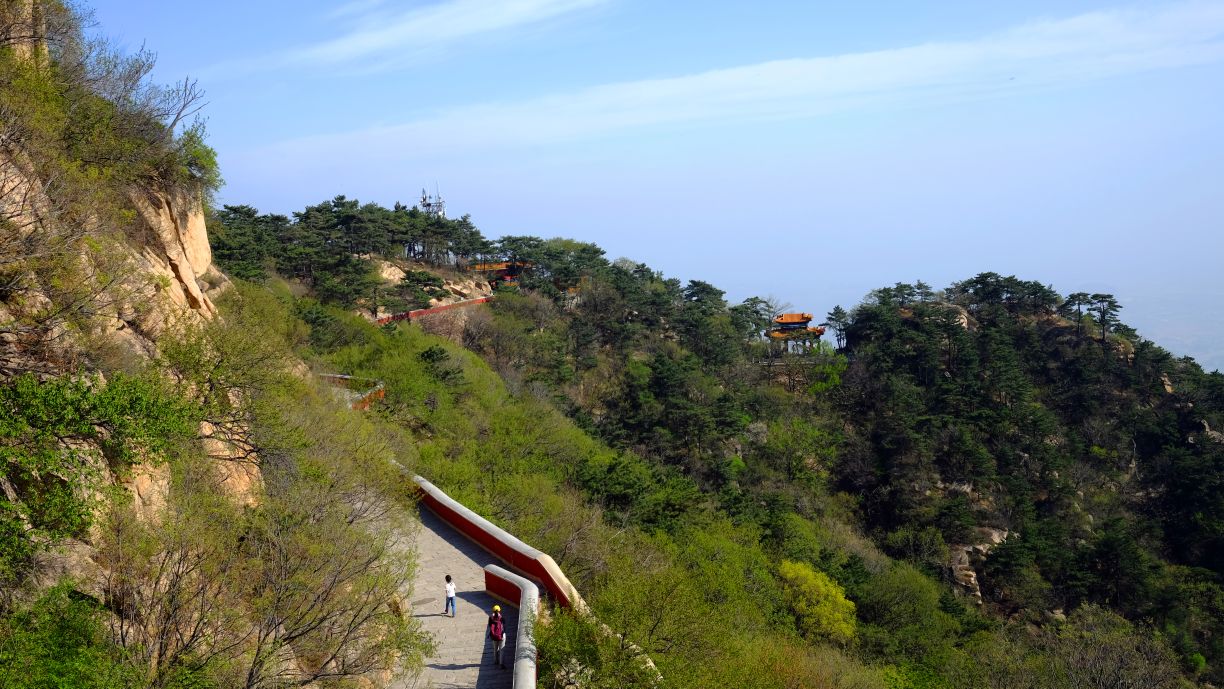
[317,374,386,410]
[413,476,586,612]
[408,507,517,689]
[484,565,539,689]
[376,296,494,325]
[411,476,663,688]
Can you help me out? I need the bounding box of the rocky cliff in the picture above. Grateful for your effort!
[113,187,230,346]
[129,186,224,318]
[0,139,249,582]
[0,146,228,372]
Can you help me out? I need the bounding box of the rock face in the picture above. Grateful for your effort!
[373,258,406,283]
[416,279,494,343]
[1,144,227,363]
[128,187,223,320]
[950,305,972,330]
[1,144,254,596]
[80,186,232,364]
[949,527,1010,604]
[127,462,172,524]
[201,420,262,506]
[0,0,49,65]
[32,539,104,600]
[434,277,490,302]
[114,192,258,509]
[1204,420,1224,445]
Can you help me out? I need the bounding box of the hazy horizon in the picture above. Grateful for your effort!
[91,0,1224,371]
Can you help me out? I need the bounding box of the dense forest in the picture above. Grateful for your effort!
[4,1,1224,687]
[210,199,490,312]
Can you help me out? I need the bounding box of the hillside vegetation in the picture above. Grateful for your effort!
[0,3,434,687]
[213,197,1224,688]
[3,1,1222,687]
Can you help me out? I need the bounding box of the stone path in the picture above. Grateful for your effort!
[395,507,518,689]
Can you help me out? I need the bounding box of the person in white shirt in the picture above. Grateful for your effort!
[443,574,457,617]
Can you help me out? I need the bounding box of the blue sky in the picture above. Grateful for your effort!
[90,0,1224,371]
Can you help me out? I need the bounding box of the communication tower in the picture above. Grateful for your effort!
[418,186,446,219]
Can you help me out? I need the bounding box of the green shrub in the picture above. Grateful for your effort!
[0,584,140,688]
[0,373,196,595]
[857,564,960,661]
[536,608,660,689]
[174,123,222,195]
[778,559,857,645]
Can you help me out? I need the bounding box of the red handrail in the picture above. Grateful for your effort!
[375,296,494,325]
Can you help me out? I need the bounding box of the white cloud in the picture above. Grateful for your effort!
[325,0,390,21]
[201,0,607,77]
[256,1,1224,159]
[298,0,607,66]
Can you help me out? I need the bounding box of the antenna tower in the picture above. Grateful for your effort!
[418,186,446,219]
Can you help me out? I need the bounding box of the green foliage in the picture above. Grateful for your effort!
[198,188,1224,686]
[244,198,1223,684]
[832,272,1224,679]
[0,1,224,379]
[0,373,195,594]
[85,285,432,687]
[1150,442,1224,574]
[536,608,662,689]
[207,205,284,282]
[857,564,960,661]
[208,197,495,309]
[294,297,372,353]
[971,605,1187,689]
[0,584,141,689]
[418,344,463,384]
[0,16,213,200]
[883,526,948,573]
[167,138,1224,688]
[398,269,447,309]
[778,559,857,645]
[173,122,222,195]
[806,344,849,394]
[298,309,844,686]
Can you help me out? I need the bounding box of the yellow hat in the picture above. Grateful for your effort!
[493,605,501,612]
